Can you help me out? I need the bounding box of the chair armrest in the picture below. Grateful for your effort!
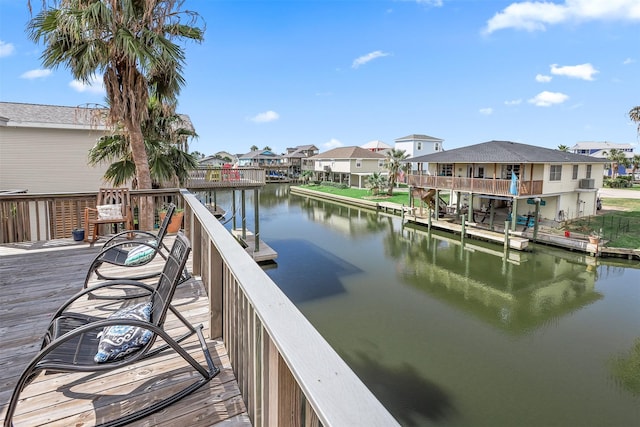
[103,230,159,248]
[53,279,156,318]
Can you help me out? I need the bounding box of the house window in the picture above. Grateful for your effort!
[572,165,578,180]
[434,143,440,151]
[477,167,485,178]
[378,159,385,168]
[417,142,423,151]
[550,165,562,181]
[356,159,362,168]
[439,164,453,176]
[586,165,592,179]
[502,164,520,179]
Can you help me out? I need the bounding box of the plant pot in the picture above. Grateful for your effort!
[160,211,184,234]
[588,236,600,244]
[72,229,85,241]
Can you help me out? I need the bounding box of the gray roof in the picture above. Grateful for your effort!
[0,101,194,132]
[310,146,386,159]
[239,149,282,160]
[571,141,634,150]
[395,134,443,142]
[409,140,608,164]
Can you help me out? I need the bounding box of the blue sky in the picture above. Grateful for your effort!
[1,0,639,156]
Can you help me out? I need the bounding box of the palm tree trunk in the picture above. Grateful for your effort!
[127,121,154,231]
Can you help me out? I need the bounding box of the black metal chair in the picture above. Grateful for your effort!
[3,232,219,427]
[83,204,185,288]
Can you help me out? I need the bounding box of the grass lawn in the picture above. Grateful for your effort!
[300,184,450,206]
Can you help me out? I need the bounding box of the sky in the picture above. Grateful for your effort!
[0,0,639,157]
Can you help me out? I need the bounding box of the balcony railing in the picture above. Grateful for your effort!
[408,174,543,197]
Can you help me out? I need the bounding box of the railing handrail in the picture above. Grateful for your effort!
[181,189,399,426]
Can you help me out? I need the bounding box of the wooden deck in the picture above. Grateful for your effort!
[0,237,251,426]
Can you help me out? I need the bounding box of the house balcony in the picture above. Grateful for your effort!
[408,174,543,197]
[0,189,398,426]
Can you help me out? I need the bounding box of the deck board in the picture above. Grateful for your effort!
[0,237,251,426]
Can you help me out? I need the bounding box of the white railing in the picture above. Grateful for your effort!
[181,189,399,427]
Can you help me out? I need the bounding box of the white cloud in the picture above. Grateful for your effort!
[352,51,390,69]
[249,110,280,123]
[20,69,52,79]
[550,63,598,80]
[623,57,635,64]
[484,0,640,34]
[535,74,552,82]
[479,108,493,115]
[69,75,105,94]
[324,138,343,149]
[528,91,569,107]
[504,99,522,106]
[0,40,15,57]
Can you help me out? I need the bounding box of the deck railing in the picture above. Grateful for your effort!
[181,189,399,427]
[187,166,266,189]
[0,189,181,244]
[408,173,543,196]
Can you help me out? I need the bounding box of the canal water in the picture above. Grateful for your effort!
[203,184,640,427]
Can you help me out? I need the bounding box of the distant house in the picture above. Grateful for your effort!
[0,101,195,193]
[283,144,319,176]
[237,149,282,167]
[198,151,238,167]
[308,146,386,188]
[360,140,392,154]
[571,141,635,177]
[394,134,444,173]
[408,140,607,224]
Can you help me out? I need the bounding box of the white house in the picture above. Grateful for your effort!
[571,141,635,177]
[394,134,444,173]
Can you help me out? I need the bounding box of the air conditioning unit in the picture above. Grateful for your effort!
[579,178,595,189]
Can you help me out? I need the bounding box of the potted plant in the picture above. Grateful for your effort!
[159,206,184,234]
[588,230,601,244]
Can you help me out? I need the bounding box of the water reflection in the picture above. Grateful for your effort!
[196,185,640,427]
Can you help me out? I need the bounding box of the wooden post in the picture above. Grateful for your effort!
[241,190,247,239]
[461,215,466,245]
[467,193,473,223]
[254,188,260,252]
[232,190,237,230]
[533,199,540,242]
[489,200,495,230]
[504,220,510,251]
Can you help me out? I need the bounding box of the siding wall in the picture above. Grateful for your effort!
[0,127,113,193]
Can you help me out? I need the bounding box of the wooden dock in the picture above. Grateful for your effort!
[405,214,529,251]
[231,229,278,262]
[0,238,251,426]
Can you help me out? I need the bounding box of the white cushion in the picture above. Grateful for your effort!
[97,204,123,220]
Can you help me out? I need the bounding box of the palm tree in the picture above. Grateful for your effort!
[630,106,640,135]
[602,148,630,179]
[384,148,410,196]
[28,0,204,228]
[557,145,569,152]
[263,146,272,151]
[89,98,198,188]
[630,154,640,181]
[367,172,387,196]
[250,145,259,151]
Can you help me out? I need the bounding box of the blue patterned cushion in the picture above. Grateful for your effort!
[94,302,153,363]
[124,241,157,266]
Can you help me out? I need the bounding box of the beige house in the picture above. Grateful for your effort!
[408,140,607,224]
[0,102,114,193]
[308,146,386,188]
[0,101,194,194]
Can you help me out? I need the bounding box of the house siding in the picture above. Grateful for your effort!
[0,127,112,193]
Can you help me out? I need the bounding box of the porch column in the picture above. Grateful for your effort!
[511,198,518,232]
[467,193,474,223]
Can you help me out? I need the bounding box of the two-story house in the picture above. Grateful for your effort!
[360,140,392,154]
[308,146,386,188]
[407,140,607,227]
[394,134,444,174]
[282,144,319,177]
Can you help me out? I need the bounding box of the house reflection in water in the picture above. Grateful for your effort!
[397,226,601,334]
